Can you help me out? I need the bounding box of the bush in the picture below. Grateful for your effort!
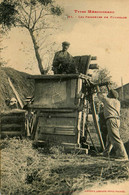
[120,108,129,143]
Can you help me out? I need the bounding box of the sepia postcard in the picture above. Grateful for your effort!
[0,0,129,194]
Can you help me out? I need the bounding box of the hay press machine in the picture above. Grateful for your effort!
[29,55,107,153]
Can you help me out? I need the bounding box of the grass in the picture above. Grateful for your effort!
[1,137,129,195]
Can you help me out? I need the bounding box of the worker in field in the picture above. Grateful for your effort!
[96,86,128,161]
[52,41,78,74]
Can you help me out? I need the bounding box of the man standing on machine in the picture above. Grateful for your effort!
[52,41,77,74]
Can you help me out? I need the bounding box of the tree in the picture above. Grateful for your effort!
[92,68,112,84]
[0,0,63,74]
[92,68,117,92]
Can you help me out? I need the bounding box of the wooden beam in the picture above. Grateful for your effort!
[89,64,99,69]
[91,56,97,60]
[8,77,24,109]
[90,94,105,151]
[85,55,92,75]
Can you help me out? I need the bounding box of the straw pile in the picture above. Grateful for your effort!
[1,138,129,195]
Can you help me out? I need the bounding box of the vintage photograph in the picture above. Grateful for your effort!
[0,0,129,194]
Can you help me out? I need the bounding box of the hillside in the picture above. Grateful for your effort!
[0,67,35,111]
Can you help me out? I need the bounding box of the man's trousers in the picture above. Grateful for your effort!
[106,118,128,159]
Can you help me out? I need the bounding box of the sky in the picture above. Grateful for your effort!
[1,0,129,86]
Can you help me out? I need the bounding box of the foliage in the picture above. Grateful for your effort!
[51,5,63,16]
[120,108,129,143]
[0,1,17,28]
[92,68,117,92]
[92,68,112,84]
[0,0,63,29]
[0,0,63,74]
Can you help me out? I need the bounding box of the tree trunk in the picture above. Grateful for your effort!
[29,30,44,74]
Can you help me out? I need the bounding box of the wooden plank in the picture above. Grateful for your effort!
[31,111,40,140]
[28,106,78,111]
[1,115,25,120]
[38,122,76,135]
[82,110,86,137]
[41,128,75,136]
[1,124,24,131]
[1,110,25,116]
[1,116,25,124]
[91,56,97,60]
[38,117,76,127]
[89,64,99,69]
[62,143,77,146]
[8,77,24,108]
[38,134,77,144]
[77,111,82,145]
[38,125,75,129]
[28,74,80,80]
[73,56,90,74]
[28,74,89,80]
[38,113,77,118]
[1,131,24,135]
[55,131,75,136]
[85,55,91,75]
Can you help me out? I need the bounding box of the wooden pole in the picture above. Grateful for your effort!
[31,111,40,140]
[77,111,82,145]
[90,94,105,151]
[82,98,86,137]
[8,77,24,109]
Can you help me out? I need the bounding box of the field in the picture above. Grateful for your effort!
[1,108,129,195]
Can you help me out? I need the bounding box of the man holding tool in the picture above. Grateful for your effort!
[96,86,128,161]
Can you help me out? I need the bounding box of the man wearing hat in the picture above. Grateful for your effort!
[96,87,128,161]
[52,41,77,74]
